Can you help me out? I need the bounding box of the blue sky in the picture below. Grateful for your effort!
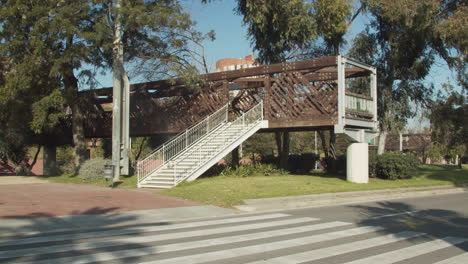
[94,0,458,90]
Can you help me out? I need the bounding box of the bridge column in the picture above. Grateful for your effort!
[346,143,369,183]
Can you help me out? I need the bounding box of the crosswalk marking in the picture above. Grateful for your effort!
[345,236,468,264]
[0,216,322,259]
[17,221,350,264]
[247,231,424,264]
[435,252,468,264]
[139,226,384,264]
[0,213,293,247]
[0,212,465,264]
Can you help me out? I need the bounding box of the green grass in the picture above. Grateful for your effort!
[159,164,468,207]
[43,173,138,189]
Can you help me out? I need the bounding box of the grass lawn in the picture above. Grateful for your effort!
[159,164,468,207]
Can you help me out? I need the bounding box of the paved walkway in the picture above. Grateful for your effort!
[0,177,204,219]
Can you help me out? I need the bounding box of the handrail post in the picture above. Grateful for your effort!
[225,105,228,122]
[174,163,176,185]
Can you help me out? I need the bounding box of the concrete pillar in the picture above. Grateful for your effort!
[43,145,57,176]
[346,143,369,183]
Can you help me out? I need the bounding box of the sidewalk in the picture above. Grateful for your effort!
[235,184,468,212]
[0,177,237,236]
[1,176,467,237]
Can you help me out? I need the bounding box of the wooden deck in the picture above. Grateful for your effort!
[81,56,376,138]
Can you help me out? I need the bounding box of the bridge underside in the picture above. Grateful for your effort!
[81,56,375,138]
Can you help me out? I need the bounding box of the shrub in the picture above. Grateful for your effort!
[288,153,320,173]
[369,153,378,178]
[220,163,286,177]
[78,158,112,181]
[373,152,420,180]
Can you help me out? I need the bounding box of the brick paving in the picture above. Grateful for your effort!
[0,180,201,219]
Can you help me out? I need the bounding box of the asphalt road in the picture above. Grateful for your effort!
[0,192,467,263]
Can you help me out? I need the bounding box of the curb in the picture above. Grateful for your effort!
[235,185,468,212]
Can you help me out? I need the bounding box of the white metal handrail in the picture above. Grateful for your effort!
[173,100,264,185]
[137,103,229,184]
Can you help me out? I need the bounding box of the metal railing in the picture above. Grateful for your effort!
[345,94,373,115]
[137,103,229,185]
[172,100,264,185]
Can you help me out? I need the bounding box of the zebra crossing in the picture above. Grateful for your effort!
[0,213,466,263]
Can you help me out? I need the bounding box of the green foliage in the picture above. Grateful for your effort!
[30,89,66,134]
[429,86,467,157]
[131,137,153,160]
[236,0,316,63]
[369,152,378,178]
[57,146,75,162]
[242,133,276,158]
[313,0,353,55]
[78,158,112,181]
[219,164,287,178]
[370,152,420,180]
[348,0,464,148]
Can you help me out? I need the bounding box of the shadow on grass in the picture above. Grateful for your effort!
[0,206,172,263]
[417,165,468,185]
[350,200,468,253]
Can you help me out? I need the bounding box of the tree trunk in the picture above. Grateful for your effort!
[23,145,42,175]
[232,146,240,167]
[63,66,87,171]
[328,130,337,160]
[133,137,147,161]
[377,129,388,155]
[43,145,56,176]
[281,131,290,169]
[318,130,329,159]
[275,131,289,169]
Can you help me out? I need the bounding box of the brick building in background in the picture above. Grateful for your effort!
[215,54,256,72]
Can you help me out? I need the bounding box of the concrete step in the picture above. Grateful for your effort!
[139,184,172,189]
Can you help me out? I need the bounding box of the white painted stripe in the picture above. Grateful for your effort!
[0,213,294,247]
[1,217,320,259]
[435,252,468,264]
[371,210,422,219]
[346,237,468,264]
[247,231,424,264]
[21,225,378,264]
[16,221,350,264]
[141,226,385,264]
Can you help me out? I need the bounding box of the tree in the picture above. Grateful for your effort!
[236,0,316,64]
[349,0,465,154]
[234,0,317,168]
[1,0,206,173]
[429,85,467,167]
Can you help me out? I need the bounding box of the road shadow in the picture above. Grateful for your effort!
[349,201,468,252]
[0,206,171,263]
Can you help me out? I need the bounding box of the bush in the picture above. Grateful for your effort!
[78,158,112,181]
[288,153,320,173]
[219,163,286,178]
[369,153,378,178]
[372,152,420,180]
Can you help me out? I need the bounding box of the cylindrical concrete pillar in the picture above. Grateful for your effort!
[346,143,369,183]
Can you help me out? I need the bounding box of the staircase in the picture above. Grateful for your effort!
[137,101,267,189]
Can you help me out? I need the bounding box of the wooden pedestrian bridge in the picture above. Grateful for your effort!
[81,55,378,188]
